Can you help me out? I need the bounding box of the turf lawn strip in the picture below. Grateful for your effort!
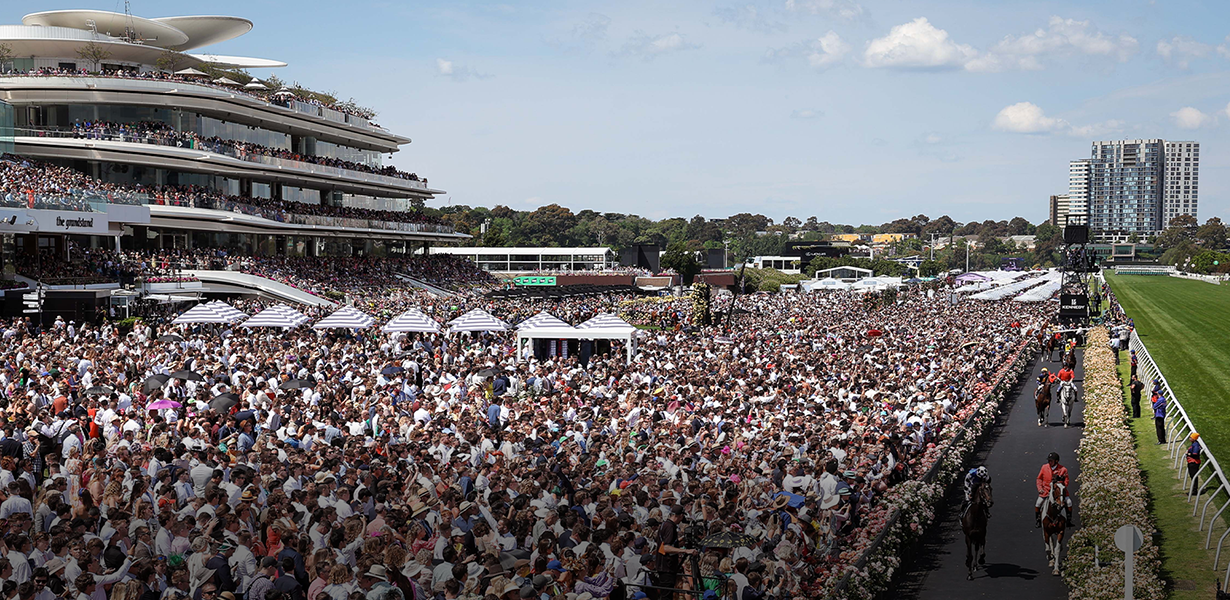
[1117,359,1227,600]
[1104,272,1230,467]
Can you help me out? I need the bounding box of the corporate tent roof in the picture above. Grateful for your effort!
[575,312,638,334]
[517,313,640,364]
[447,308,508,334]
[243,304,309,328]
[383,308,441,333]
[516,312,572,330]
[171,302,234,324]
[312,306,375,329]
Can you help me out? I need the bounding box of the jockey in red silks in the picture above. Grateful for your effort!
[1035,451,1073,528]
[1057,365,1075,382]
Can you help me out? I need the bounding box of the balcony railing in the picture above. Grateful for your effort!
[15,127,430,191]
[0,74,391,134]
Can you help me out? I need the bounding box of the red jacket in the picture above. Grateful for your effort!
[1057,368,1074,382]
[1037,463,1070,497]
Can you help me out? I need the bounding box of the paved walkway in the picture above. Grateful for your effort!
[894,350,1085,599]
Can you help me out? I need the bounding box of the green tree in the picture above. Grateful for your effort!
[76,41,113,72]
[1196,217,1227,249]
[918,260,942,277]
[660,242,701,284]
[0,43,13,72]
[522,204,578,246]
[1035,222,1060,243]
[155,49,187,73]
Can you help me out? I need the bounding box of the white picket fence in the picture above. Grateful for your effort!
[1129,330,1230,586]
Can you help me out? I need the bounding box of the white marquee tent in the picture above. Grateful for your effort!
[516,312,571,330]
[312,306,375,329]
[517,312,640,364]
[383,308,441,333]
[244,305,310,328]
[447,309,508,334]
[171,303,234,325]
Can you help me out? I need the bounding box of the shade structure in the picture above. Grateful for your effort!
[516,312,571,330]
[172,302,233,324]
[243,304,310,328]
[243,80,268,89]
[383,308,441,333]
[174,67,208,77]
[447,309,507,334]
[313,306,375,330]
[212,76,241,86]
[205,300,248,322]
[574,313,637,334]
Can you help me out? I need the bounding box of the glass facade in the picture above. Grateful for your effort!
[0,100,12,155]
[315,140,382,167]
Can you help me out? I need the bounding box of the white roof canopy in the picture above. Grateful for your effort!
[383,308,441,333]
[313,306,375,330]
[447,309,507,334]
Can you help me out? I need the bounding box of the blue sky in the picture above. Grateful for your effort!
[11,1,1230,225]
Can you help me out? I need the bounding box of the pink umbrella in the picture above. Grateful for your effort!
[146,400,182,410]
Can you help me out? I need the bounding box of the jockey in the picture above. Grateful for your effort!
[1057,365,1075,383]
[1037,368,1057,386]
[1035,452,1074,528]
[962,466,991,517]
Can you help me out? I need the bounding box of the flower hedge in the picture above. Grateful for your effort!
[1063,328,1164,600]
[819,339,1034,599]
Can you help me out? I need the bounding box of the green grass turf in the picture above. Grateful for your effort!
[1105,272,1230,455]
[1117,358,1226,600]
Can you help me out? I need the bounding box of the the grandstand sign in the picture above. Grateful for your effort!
[514,276,556,286]
[27,210,112,235]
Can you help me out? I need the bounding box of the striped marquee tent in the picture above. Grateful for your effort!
[312,306,376,330]
[382,308,441,334]
[205,301,249,322]
[172,302,235,325]
[447,309,508,334]
[244,304,311,328]
[516,312,572,330]
[575,312,638,334]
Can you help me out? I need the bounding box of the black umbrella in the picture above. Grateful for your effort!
[381,365,404,376]
[281,379,314,390]
[170,369,205,382]
[477,368,499,378]
[142,374,170,394]
[210,393,239,412]
[84,385,113,396]
[157,334,184,343]
[701,531,759,549]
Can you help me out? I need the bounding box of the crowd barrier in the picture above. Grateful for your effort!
[1172,271,1227,285]
[1128,330,1230,586]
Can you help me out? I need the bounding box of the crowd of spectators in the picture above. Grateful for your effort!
[14,68,382,125]
[0,274,1052,600]
[0,156,448,229]
[46,120,425,183]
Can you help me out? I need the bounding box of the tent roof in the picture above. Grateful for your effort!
[516,326,636,340]
[313,306,375,329]
[575,312,636,333]
[384,308,441,333]
[244,304,309,328]
[448,308,507,333]
[517,312,572,330]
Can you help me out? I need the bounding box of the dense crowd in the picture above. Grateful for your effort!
[0,156,449,229]
[15,69,381,124]
[228,256,497,297]
[56,121,424,183]
[0,267,1054,600]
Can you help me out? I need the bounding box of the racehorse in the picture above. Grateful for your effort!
[1058,380,1077,428]
[1062,348,1076,371]
[962,481,993,580]
[1035,380,1053,427]
[1041,482,1068,576]
[1043,335,1058,362]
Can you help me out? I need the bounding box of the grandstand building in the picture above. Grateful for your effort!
[0,9,466,314]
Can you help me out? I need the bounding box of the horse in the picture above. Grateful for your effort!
[1043,335,1058,362]
[1035,380,1052,427]
[961,481,993,580]
[1041,482,1068,576]
[1058,380,1077,428]
[1062,348,1076,371]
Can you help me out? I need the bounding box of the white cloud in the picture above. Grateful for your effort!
[1214,36,1230,59]
[791,109,823,119]
[1171,106,1212,129]
[809,31,850,68]
[992,102,1067,133]
[436,58,490,81]
[1157,36,1212,69]
[965,16,1139,72]
[991,101,1124,137]
[784,0,864,20]
[1224,102,1230,120]
[617,31,700,60]
[764,31,849,70]
[714,5,787,34]
[863,18,977,70]
[547,13,610,54]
